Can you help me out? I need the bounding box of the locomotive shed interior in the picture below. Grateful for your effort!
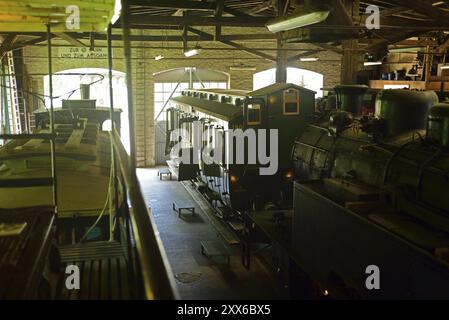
[2,0,449,302]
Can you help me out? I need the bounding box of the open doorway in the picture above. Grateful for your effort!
[43,68,130,152]
[153,67,229,121]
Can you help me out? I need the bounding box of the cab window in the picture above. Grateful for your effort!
[283,89,300,115]
[247,104,261,125]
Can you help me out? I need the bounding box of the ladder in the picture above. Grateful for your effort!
[0,50,57,213]
[6,52,21,134]
[17,90,28,133]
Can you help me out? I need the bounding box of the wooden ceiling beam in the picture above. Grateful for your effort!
[5,31,276,43]
[222,5,253,17]
[0,33,17,59]
[129,0,216,11]
[366,30,426,51]
[53,32,88,47]
[389,0,449,23]
[359,38,437,46]
[215,0,224,40]
[314,43,343,55]
[187,27,276,61]
[127,15,270,27]
[10,35,51,51]
[380,6,411,17]
[248,0,276,15]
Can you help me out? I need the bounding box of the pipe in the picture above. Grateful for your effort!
[107,23,118,241]
[121,0,137,172]
[46,23,58,214]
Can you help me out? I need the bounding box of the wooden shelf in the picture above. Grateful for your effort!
[370,80,449,92]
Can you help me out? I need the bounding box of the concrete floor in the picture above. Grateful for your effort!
[137,167,278,300]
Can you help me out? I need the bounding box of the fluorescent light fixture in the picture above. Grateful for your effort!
[364,61,382,66]
[266,8,330,33]
[433,1,445,6]
[111,0,122,25]
[184,47,201,57]
[441,65,449,70]
[388,46,426,53]
[155,55,164,61]
[300,57,319,62]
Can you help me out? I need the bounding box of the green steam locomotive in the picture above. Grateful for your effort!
[292,87,449,298]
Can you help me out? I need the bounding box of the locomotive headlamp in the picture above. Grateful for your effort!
[284,171,295,180]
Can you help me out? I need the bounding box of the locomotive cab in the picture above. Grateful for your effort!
[238,84,316,210]
[247,84,316,171]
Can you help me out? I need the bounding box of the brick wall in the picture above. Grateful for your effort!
[22,29,341,167]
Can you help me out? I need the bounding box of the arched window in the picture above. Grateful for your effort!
[153,68,229,165]
[153,68,229,121]
[43,68,130,152]
[253,67,324,97]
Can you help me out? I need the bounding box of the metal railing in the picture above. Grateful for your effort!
[111,1,178,298]
[111,130,178,300]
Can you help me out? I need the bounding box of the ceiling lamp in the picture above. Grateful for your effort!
[364,52,384,67]
[184,46,202,57]
[364,61,382,66]
[155,55,164,61]
[266,6,330,33]
[388,46,426,53]
[111,0,122,25]
[300,57,319,62]
[441,64,449,70]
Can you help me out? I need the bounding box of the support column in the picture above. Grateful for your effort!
[341,40,360,84]
[340,0,361,84]
[121,0,137,172]
[276,38,287,83]
[276,0,287,83]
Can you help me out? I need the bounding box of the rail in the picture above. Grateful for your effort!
[110,2,178,298]
[0,133,54,139]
